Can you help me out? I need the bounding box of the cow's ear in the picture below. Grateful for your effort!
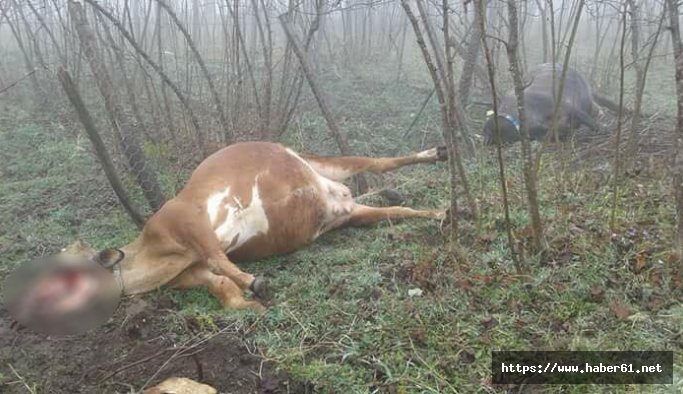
[95,249,125,268]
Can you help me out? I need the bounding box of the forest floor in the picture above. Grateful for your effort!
[0,67,682,393]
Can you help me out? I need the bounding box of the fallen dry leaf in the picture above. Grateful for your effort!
[590,285,605,302]
[646,296,666,312]
[455,279,473,291]
[610,301,632,321]
[647,270,663,287]
[458,350,476,365]
[412,259,436,290]
[633,250,648,273]
[481,316,499,330]
[515,225,534,239]
[513,319,528,328]
[480,231,497,243]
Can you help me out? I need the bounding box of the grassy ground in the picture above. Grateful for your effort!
[1,66,682,393]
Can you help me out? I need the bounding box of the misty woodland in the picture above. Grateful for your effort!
[0,0,682,392]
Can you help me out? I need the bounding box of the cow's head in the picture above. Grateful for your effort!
[4,241,122,336]
[483,113,521,145]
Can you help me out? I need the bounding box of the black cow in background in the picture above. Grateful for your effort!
[483,63,620,145]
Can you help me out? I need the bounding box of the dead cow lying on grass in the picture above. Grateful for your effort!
[483,63,621,144]
[6,142,446,335]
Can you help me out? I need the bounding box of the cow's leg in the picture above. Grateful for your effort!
[183,219,267,297]
[170,264,264,311]
[301,147,447,182]
[569,108,601,133]
[343,204,445,227]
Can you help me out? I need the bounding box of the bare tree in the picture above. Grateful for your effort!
[154,0,230,142]
[611,4,628,233]
[628,1,666,157]
[251,0,274,139]
[68,0,166,212]
[84,0,206,158]
[535,0,549,63]
[534,0,585,176]
[476,0,520,273]
[57,68,145,228]
[279,11,368,193]
[627,0,643,123]
[666,0,683,265]
[458,1,484,107]
[0,1,43,106]
[506,0,545,254]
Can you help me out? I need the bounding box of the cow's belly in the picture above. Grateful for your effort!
[228,178,355,261]
[204,147,355,262]
[226,185,329,261]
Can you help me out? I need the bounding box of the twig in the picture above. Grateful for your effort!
[0,69,36,95]
[7,364,37,394]
[97,348,175,384]
[140,322,239,390]
[401,87,435,140]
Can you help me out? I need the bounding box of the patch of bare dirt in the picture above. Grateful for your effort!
[0,296,309,394]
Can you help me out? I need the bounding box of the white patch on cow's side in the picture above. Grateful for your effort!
[416,148,437,160]
[213,181,269,253]
[207,186,230,225]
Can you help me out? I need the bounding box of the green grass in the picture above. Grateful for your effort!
[1,66,682,393]
[0,107,138,274]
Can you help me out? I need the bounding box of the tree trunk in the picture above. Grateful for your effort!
[84,0,206,158]
[68,0,166,212]
[610,5,628,233]
[279,12,368,193]
[251,0,274,139]
[396,14,408,82]
[155,3,177,150]
[57,68,145,228]
[506,0,546,253]
[535,0,549,63]
[476,0,520,273]
[627,0,644,158]
[458,2,484,107]
[155,0,230,142]
[666,0,683,265]
[400,0,470,244]
[0,2,43,107]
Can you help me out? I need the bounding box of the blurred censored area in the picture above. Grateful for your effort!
[3,255,120,336]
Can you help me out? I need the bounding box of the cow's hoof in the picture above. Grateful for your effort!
[379,188,405,205]
[249,277,271,300]
[436,146,448,161]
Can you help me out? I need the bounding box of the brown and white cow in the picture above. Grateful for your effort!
[10,142,446,331]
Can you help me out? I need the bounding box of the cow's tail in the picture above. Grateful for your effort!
[592,92,630,114]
